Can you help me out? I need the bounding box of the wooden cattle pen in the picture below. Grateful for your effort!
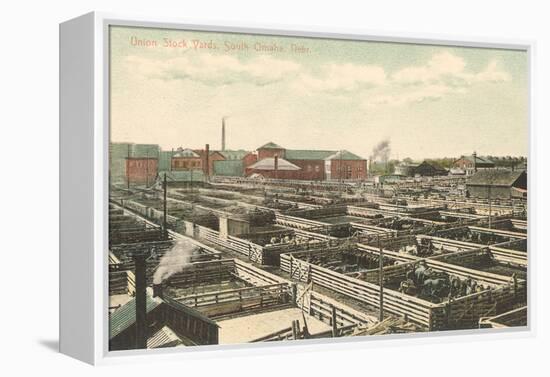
[160,259,293,319]
[479,306,527,328]
[280,245,526,331]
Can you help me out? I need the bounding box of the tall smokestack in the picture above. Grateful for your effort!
[222,117,226,152]
[473,151,477,172]
[274,155,279,179]
[133,253,148,349]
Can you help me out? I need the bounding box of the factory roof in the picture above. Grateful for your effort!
[219,149,250,160]
[325,150,365,161]
[110,295,162,339]
[248,157,301,171]
[258,142,284,150]
[173,148,200,158]
[285,149,334,160]
[467,169,526,187]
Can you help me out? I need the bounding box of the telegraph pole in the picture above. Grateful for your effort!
[163,173,168,238]
[486,172,495,229]
[378,235,384,322]
[145,150,149,187]
[127,144,131,190]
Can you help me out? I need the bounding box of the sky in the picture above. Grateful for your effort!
[109,26,528,161]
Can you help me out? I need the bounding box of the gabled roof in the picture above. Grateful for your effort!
[219,149,249,160]
[173,148,200,158]
[248,157,301,171]
[110,295,162,339]
[467,169,526,187]
[285,149,334,160]
[147,325,188,348]
[258,142,284,150]
[193,150,226,158]
[325,150,366,161]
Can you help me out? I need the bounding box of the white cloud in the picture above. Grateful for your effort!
[297,63,387,92]
[126,53,302,86]
[125,50,510,108]
[363,52,511,107]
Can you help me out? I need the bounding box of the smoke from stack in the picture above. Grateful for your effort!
[153,239,197,285]
[370,139,391,163]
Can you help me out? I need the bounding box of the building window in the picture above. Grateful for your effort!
[315,165,320,172]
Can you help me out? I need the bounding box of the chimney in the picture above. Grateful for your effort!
[222,117,226,151]
[473,151,477,172]
[274,155,279,179]
[204,144,210,178]
[133,253,148,349]
[152,283,164,299]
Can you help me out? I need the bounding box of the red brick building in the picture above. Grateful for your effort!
[245,156,301,179]
[257,142,285,160]
[171,148,202,171]
[125,157,158,186]
[453,154,495,176]
[244,142,367,181]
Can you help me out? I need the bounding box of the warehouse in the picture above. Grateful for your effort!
[466,170,527,200]
[245,141,367,181]
[453,154,495,175]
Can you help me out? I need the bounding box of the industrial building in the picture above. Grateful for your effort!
[394,160,447,177]
[466,169,528,199]
[244,142,368,180]
[110,141,368,186]
[453,153,496,175]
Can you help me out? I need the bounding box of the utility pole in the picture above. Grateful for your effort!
[339,150,343,196]
[145,150,149,187]
[378,235,384,322]
[163,173,168,238]
[488,184,492,229]
[127,144,131,190]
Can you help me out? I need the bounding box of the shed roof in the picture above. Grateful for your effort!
[248,157,301,171]
[110,295,161,339]
[147,325,188,348]
[467,169,525,187]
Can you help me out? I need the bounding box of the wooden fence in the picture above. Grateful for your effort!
[280,251,525,331]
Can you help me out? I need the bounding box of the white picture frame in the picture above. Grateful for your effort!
[60,11,534,365]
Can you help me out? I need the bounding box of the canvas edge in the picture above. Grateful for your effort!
[59,11,97,365]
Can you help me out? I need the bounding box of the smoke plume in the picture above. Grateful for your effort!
[153,239,197,284]
[370,139,391,162]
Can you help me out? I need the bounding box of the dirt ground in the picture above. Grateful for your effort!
[217,307,331,344]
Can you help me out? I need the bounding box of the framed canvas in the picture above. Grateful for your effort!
[60,12,533,365]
